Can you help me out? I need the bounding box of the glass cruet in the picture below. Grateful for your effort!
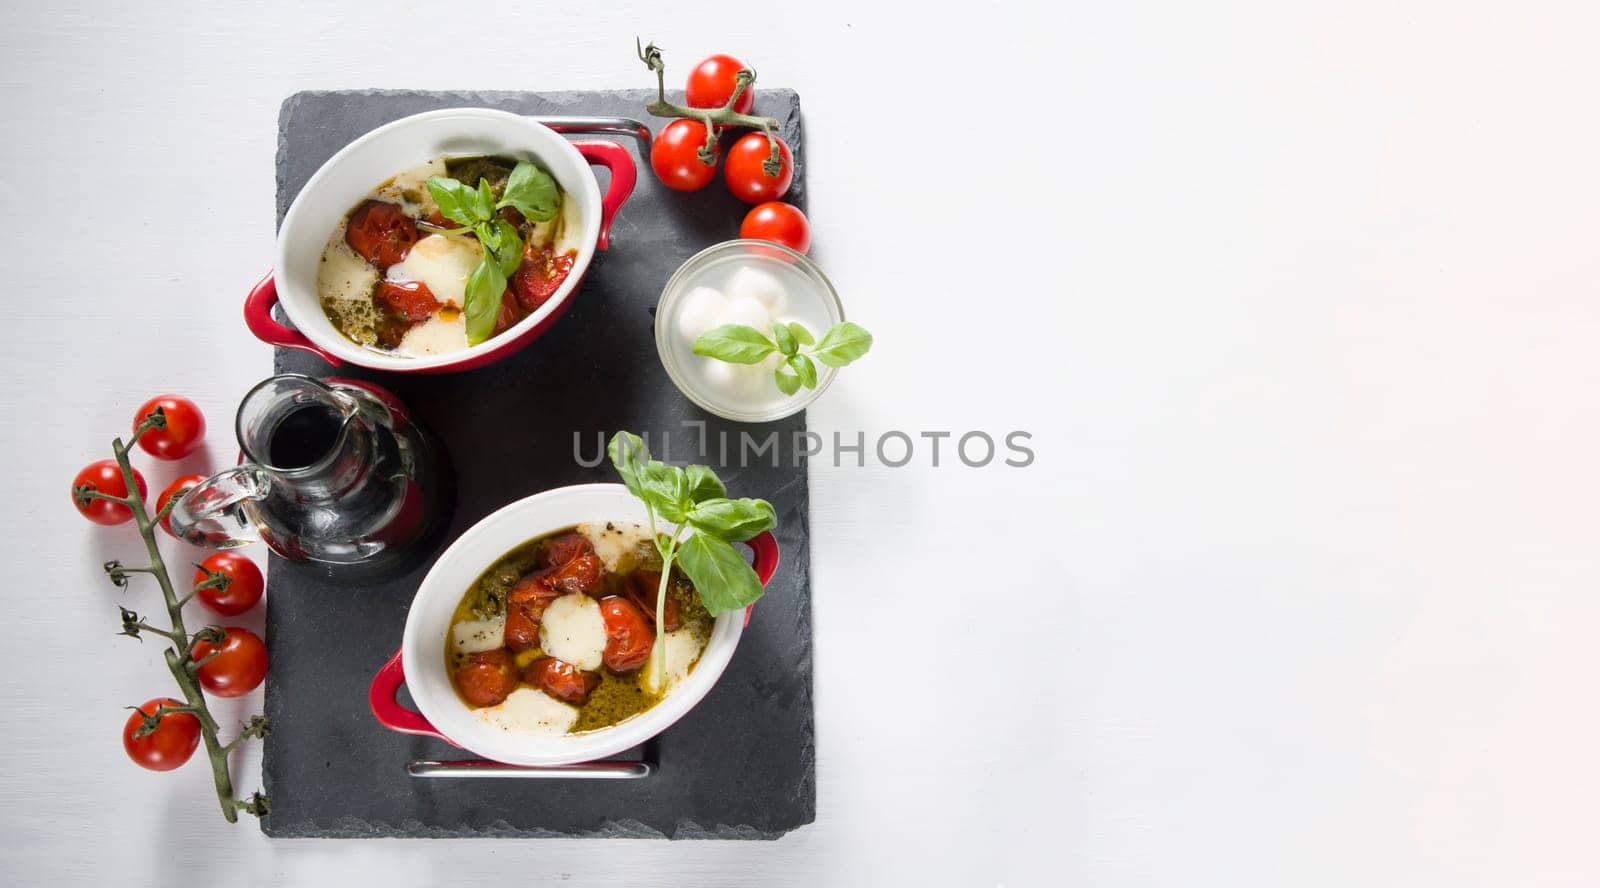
[169,374,451,582]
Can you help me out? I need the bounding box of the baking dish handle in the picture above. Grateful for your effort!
[369,648,455,744]
[570,140,637,252]
[742,531,781,626]
[244,273,341,366]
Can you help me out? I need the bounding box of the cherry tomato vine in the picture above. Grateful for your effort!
[75,407,269,822]
[636,39,786,177]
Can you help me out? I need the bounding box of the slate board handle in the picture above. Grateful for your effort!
[368,648,454,744]
[569,140,638,251]
[244,272,341,366]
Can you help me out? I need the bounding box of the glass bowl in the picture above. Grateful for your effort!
[655,240,846,423]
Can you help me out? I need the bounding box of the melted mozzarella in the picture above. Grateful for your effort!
[375,158,447,215]
[555,190,584,255]
[317,238,379,303]
[450,617,506,655]
[539,593,606,671]
[474,687,578,735]
[397,313,468,357]
[392,234,482,306]
[642,628,707,693]
[577,522,648,572]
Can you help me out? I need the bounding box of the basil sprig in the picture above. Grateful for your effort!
[422,160,560,345]
[693,320,873,395]
[607,432,777,691]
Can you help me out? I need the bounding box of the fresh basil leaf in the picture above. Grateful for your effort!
[788,353,818,389]
[426,177,477,227]
[607,432,649,498]
[774,366,802,395]
[677,531,766,614]
[811,322,874,367]
[685,464,726,504]
[693,324,776,364]
[484,219,524,276]
[472,178,497,220]
[639,461,690,523]
[772,321,798,356]
[463,256,507,345]
[787,322,815,346]
[499,161,561,222]
[687,497,776,542]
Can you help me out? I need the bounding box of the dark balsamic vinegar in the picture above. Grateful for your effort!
[268,404,344,469]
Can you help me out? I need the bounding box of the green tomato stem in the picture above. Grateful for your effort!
[105,423,267,823]
[636,38,782,169]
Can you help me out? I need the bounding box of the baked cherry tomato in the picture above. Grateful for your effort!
[71,460,148,526]
[599,596,654,673]
[123,698,201,772]
[626,570,682,632]
[134,395,207,460]
[685,53,755,115]
[504,573,564,651]
[724,132,794,204]
[191,627,268,698]
[740,202,811,254]
[651,119,719,192]
[510,243,576,313]
[345,199,419,269]
[543,551,603,595]
[538,532,595,569]
[374,280,440,322]
[455,649,518,707]
[192,552,265,617]
[154,473,207,537]
[523,656,601,705]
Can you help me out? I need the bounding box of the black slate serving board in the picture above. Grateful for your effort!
[260,89,814,839]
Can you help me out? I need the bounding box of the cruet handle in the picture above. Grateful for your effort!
[168,465,271,550]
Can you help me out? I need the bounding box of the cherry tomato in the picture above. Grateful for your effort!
[685,54,755,115]
[740,202,811,254]
[724,132,794,204]
[192,552,264,617]
[345,199,419,269]
[154,473,207,537]
[599,596,654,673]
[374,280,440,322]
[651,119,719,192]
[71,460,148,526]
[455,649,518,707]
[523,656,601,705]
[504,573,564,651]
[133,395,206,460]
[123,698,200,772]
[537,532,595,569]
[191,627,268,698]
[543,551,603,595]
[626,570,682,632]
[510,243,577,313]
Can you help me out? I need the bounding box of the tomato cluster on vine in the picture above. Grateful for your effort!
[645,51,813,255]
[73,395,271,773]
[649,53,795,202]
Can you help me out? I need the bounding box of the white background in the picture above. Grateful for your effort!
[3,1,1597,885]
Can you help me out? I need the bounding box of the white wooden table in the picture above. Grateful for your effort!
[3,2,1597,885]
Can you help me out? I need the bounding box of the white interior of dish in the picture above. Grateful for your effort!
[401,484,746,766]
[276,108,601,371]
